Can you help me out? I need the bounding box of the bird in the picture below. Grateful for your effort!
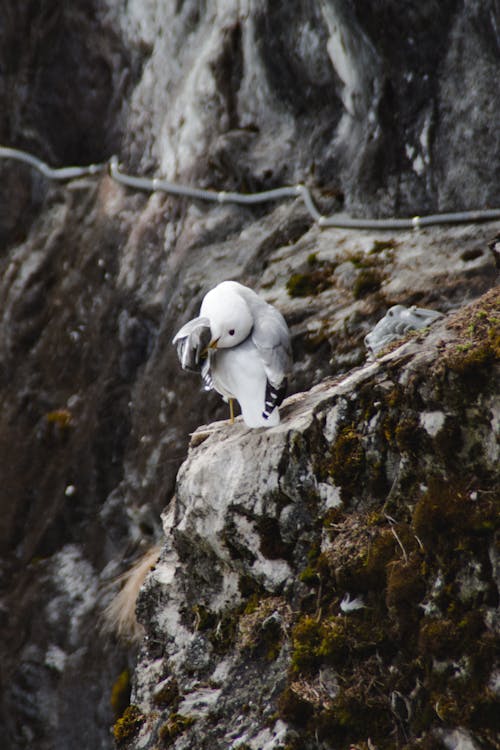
[173,281,292,428]
[364,304,443,356]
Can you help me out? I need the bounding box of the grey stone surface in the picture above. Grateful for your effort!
[130,293,499,749]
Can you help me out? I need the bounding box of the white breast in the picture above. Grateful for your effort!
[211,339,280,428]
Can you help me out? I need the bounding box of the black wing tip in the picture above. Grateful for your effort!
[262,377,287,418]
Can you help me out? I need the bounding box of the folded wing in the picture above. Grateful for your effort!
[251,304,292,388]
[172,316,212,373]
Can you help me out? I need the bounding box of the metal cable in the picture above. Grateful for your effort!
[0,145,106,180]
[108,156,302,204]
[2,145,500,231]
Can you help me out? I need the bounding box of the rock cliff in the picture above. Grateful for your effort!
[128,289,499,750]
[0,2,499,750]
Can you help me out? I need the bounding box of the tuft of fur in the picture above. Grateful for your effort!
[102,545,161,643]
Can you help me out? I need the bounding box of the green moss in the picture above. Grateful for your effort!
[326,426,365,498]
[381,413,397,447]
[286,268,335,298]
[322,507,344,530]
[418,611,485,661]
[419,618,461,660]
[386,384,404,408]
[348,251,374,269]
[394,414,422,453]
[447,338,498,373]
[110,669,131,719]
[238,597,290,661]
[158,713,195,746]
[413,481,465,550]
[192,601,248,655]
[299,563,321,586]
[283,488,496,744]
[291,613,388,676]
[286,255,337,298]
[382,409,423,454]
[385,556,426,633]
[283,511,497,746]
[316,617,350,667]
[364,530,397,583]
[326,558,364,596]
[413,479,498,551]
[209,606,244,654]
[242,593,261,615]
[278,685,314,726]
[113,705,145,745]
[366,510,385,526]
[422,682,500,742]
[299,543,322,585]
[352,268,383,299]
[443,302,500,379]
[316,686,393,746]
[370,239,397,254]
[278,295,499,746]
[290,615,323,673]
[153,678,179,709]
[329,524,402,594]
[302,324,332,353]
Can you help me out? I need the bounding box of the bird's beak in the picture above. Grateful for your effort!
[201,337,219,357]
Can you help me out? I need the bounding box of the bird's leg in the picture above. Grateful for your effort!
[229,398,235,425]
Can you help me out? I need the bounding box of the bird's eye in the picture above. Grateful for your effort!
[228,329,235,336]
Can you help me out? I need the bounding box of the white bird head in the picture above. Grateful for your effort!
[200,282,253,348]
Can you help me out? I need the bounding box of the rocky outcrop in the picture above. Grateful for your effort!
[0,2,499,749]
[127,289,499,750]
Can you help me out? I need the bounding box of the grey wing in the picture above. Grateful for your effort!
[405,306,443,326]
[172,316,212,372]
[251,304,292,387]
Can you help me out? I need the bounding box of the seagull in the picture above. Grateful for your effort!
[364,304,443,356]
[173,281,292,428]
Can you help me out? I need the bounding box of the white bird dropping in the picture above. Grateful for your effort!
[173,281,292,428]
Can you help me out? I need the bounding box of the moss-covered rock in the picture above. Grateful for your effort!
[158,713,195,746]
[113,705,145,745]
[127,289,499,750]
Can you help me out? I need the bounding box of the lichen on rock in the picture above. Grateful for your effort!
[128,289,499,750]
